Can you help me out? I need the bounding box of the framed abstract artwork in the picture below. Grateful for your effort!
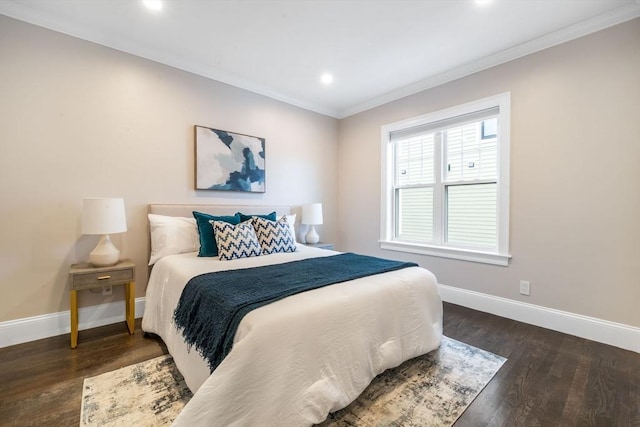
[195,125,266,193]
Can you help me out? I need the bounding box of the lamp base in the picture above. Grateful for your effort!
[89,234,120,267]
[305,225,320,244]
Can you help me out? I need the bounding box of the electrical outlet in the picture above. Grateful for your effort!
[519,280,530,296]
[102,285,113,296]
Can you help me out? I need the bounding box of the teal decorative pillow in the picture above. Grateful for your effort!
[212,220,262,260]
[193,211,241,257]
[252,216,297,255]
[236,211,277,222]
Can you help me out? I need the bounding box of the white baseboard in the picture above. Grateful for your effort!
[0,298,146,348]
[2,289,639,353]
[439,284,640,353]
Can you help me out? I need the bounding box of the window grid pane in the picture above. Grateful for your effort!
[482,117,498,139]
[445,120,497,182]
[396,187,433,242]
[395,134,435,186]
[446,183,497,248]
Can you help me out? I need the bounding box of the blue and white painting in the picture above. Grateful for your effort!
[195,126,266,192]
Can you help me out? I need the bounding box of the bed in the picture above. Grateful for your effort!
[141,204,443,426]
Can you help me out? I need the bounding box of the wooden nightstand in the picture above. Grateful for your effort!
[68,259,136,349]
[305,242,334,250]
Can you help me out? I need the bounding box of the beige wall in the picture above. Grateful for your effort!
[0,16,338,322]
[1,15,638,331]
[337,19,640,327]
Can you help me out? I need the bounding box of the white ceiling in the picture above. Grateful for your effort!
[1,0,639,118]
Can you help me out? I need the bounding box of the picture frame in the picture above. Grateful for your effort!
[195,125,266,193]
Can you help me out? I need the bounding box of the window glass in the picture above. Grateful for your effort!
[446,183,497,247]
[445,121,497,182]
[395,134,434,186]
[396,187,433,242]
[482,117,497,139]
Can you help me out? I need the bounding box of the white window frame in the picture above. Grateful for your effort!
[380,93,511,266]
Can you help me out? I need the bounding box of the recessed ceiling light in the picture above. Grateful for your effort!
[320,73,334,85]
[142,0,163,11]
[475,0,493,5]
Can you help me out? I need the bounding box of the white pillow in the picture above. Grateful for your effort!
[148,214,199,265]
[281,214,297,242]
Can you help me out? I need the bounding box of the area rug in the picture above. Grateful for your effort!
[80,337,505,426]
[80,355,191,426]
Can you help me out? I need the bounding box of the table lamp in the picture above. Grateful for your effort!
[82,198,127,266]
[302,203,323,244]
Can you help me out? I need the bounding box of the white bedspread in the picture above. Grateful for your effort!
[142,246,442,426]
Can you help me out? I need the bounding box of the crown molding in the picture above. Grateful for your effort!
[0,7,340,118]
[337,4,640,119]
[2,3,638,120]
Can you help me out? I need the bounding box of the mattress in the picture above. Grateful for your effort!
[141,245,442,426]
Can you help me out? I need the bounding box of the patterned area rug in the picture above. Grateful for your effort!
[80,337,505,426]
[80,355,190,426]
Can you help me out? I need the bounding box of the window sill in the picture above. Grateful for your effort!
[379,240,511,266]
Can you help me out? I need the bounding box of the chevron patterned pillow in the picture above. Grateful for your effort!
[211,220,262,260]
[252,216,297,255]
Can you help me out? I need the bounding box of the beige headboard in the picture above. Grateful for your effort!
[149,204,291,218]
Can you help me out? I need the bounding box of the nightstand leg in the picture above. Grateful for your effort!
[125,281,135,335]
[70,290,78,349]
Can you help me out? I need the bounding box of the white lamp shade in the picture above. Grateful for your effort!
[302,203,323,225]
[82,198,127,235]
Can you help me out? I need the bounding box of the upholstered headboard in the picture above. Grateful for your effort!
[149,204,291,218]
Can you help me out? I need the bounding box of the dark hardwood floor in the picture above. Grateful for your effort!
[0,319,167,427]
[0,303,638,426]
[444,304,639,427]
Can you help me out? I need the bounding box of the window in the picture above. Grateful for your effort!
[380,93,511,266]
